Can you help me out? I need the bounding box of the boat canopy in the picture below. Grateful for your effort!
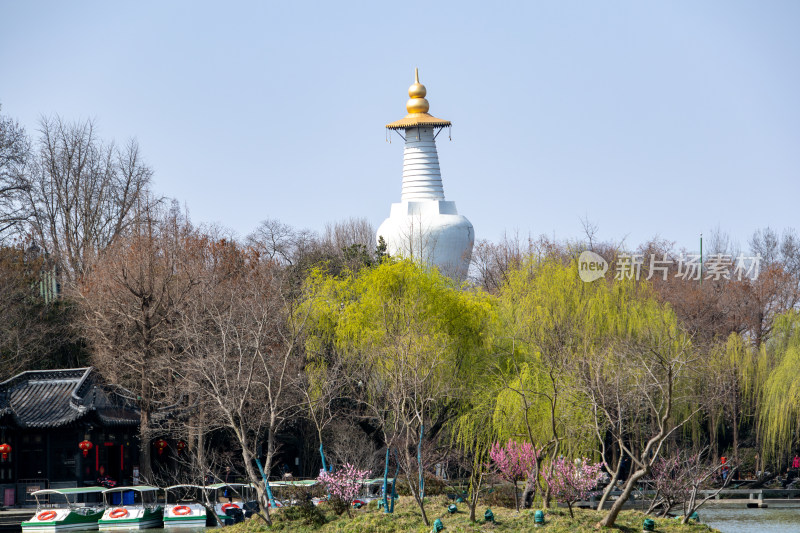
[165,484,205,491]
[102,485,160,493]
[268,480,319,487]
[31,487,108,496]
[359,478,396,484]
[204,483,253,490]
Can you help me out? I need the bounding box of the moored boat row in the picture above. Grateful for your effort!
[22,483,262,532]
[22,478,390,531]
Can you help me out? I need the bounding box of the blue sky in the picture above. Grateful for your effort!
[2,1,798,251]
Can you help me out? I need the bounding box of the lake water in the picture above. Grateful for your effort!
[23,507,800,533]
[701,504,800,532]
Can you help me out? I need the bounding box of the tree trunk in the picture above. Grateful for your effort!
[417,425,425,500]
[139,408,152,480]
[732,379,740,468]
[520,468,538,509]
[709,414,718,464]
[543,440,560,507]
[242,448,272,525]
[598,468,647,528]
[382,448,391,513]
[196,425,205,480]
[467,451,484,522]
[597,451,623,511]
[513,480,519,512]
[404,447,429,526]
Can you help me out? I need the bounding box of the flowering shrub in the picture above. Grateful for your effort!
[648,453,692,516]
[542,457,603,518]
[317,463,370,517]
[489,440,541,510]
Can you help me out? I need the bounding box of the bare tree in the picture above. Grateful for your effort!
[322,217,375,254]
[470,233,526,293]
[178,250,309,524]
[77,206,204,479]
[326,420,381,474]
[298,353,348,473]
[0,245,73,377]
[584,324,700,528]
[247,219,312,266]
[22,116,154,284]
[0,107,31,241]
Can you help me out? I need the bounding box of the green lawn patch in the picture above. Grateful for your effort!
[228,497,720,533]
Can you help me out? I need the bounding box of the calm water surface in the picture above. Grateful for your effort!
[701,505,800,533]
[37,508,800,533]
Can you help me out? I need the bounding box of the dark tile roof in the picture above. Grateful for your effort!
[0,367,139,429]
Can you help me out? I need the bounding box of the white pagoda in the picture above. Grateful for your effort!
[377,69,474,280]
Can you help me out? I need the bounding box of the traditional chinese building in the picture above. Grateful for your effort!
[0,368,139,506]
[377,69,474,280]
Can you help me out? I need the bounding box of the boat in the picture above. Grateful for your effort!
[98,486,163,530]
[268,480,318,506]
[162,485,211,528]
[206,483,257,525]
[21,487,107,533]
[354,478,395,506]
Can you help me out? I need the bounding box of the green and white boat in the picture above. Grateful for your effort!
[22,487,107,533]
[354,478,395,506]
[269,480,318,506]
[207,483,257,525]
[163,485,210,528]
[98,486,163,530]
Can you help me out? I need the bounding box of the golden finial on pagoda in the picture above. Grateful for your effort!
[386,68,451,130]
[406,68,430,114]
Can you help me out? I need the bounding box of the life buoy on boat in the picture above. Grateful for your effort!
[37,511,57,521]
[221,503,239,512]
[173,506,191,516]
[109,508,129,518]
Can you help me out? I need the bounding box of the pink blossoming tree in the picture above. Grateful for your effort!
[542,457,604,518]
[317,463,370,517]
[489,440,541,511]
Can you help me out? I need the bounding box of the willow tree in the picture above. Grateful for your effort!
[582,293,699,527]
[301,259,493,526]
[487,258,651,506]
[759,311,800,466]
[456,256,700,526]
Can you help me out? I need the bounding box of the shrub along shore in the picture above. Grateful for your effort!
[228,497,721,532]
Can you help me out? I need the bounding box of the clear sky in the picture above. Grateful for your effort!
[2,1,798,251]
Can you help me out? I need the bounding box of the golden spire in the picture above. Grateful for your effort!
[406,68,429,113]
[386,68,451,130]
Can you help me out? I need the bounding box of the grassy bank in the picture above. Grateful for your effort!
[228,497,721,533]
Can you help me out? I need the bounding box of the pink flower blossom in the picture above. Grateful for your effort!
[317,463,370,515]
[489,440,542,511]
[542,457,603,518]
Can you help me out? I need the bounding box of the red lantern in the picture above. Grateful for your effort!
[0,443,11,460]
[79,440,93,457]
[155,439,168,456]
[176,440,187,454]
